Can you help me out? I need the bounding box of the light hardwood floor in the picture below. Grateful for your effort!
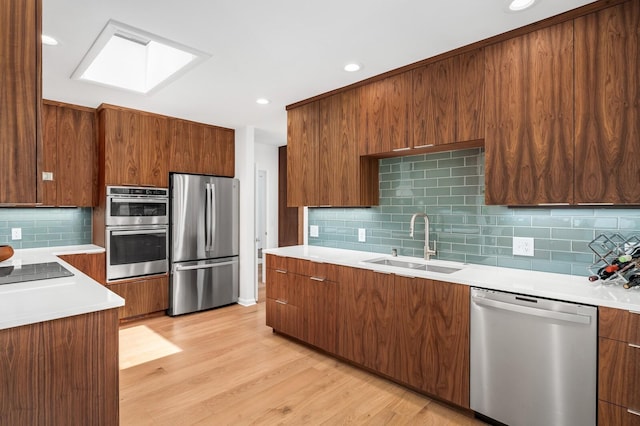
[119,280,485,425]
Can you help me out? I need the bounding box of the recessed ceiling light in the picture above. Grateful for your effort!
[344,63,362,72]
[42,34,58,46]
[256,98,270,105]
[508,0,537,12]
[71,20,210,95]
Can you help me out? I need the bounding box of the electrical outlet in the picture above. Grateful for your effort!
[358,228,366,242]
[309,225,319,238]
[513,236,534,256]
[11,228,22,241]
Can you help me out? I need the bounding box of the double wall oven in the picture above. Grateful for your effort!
[106,186,169,282]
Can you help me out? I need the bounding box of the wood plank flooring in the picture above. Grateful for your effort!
[119,281,484,425]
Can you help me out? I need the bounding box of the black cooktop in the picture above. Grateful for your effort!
[0,262,74,285]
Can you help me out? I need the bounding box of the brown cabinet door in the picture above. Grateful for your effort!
[40,102,58,206]
[101,108,140,186]
[57,105,96,205]
[485,22,574,205]
[394,277,470,407]
[107,276,168,320]
[203,126,235,177]
[0,0,39,204]
[599,337,640,411]
[574,1,640,204]
[337,268,395,376]
[58,252,106,284]
[413,49,484,147]
[138,114,169,187]
[287,101,319,206]
[169,120,234,177]
[360,72,411,155]
[304,276,337,353]
[599,400,640,426]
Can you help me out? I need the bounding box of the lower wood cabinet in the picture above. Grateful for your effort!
[265,254,470,409]
[0,308,119,425]
[107,275,169,320]
[58,252,106,284]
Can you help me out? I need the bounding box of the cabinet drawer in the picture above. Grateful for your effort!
[599,400,640,426]
[600,307,640,344]
[303,261,338,282]
[599,337,640,410]
[107,276,168,320]
[265,255,305,274]
[266,299,302,340]
[265,267,303,306]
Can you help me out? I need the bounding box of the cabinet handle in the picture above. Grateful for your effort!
[577,203,614,206]
[392,147,411,152]
[413,144,434,149]
[310,276,325,282]
[537,203,570,206]
[275,299,287,305]
[628,343,640,350]
[275,269,287,274]
[627,409,640,417]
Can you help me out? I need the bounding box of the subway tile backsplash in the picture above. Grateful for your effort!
[308,148,640,276]
[0,208,92,249]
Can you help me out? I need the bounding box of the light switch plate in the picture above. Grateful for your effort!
[358,228,366,242]
[309,225,319,238]
[11,228,22,241]
[513,237,534,256]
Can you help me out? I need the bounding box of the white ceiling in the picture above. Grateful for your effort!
[43,0,597,146]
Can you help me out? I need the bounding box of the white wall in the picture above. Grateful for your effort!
[254,142,279,251]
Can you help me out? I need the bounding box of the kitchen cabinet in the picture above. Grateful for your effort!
[395,276,469,407]
[337,267,396,376]
[484,21,574,205]
[265,255,304,340]
[169,119,235,177]
[0,0,40,204]
[57,252,106,284]
[98,105,169,188]
[599,306,640,423]
[0,308,119,425]
[574,0,640,205]
[40,101,96,207]
[287,101,319,207]
[107,275,168,320]
[302,261,338,353]
[359,72,411,155]
[412,49,484,147]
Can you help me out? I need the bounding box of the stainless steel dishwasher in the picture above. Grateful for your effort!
[470,287,597,426]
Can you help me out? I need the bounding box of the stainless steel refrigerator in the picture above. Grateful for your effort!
[168,173,239,316]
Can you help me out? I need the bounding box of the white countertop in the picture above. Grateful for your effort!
[264,245,640,311]
[0,245,124,330]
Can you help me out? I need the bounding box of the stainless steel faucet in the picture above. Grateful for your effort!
[409,212,436,260]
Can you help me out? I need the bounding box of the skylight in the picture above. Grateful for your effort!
[72,20,210,95]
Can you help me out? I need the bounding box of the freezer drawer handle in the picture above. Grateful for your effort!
[175,260,237,272]
[628,409,640,417]
[472,296,591,325]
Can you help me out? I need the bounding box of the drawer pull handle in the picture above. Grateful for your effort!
[275,269,287,274]
[627,409,640,417]
[628,343,640,349]
[310,276,325,282]
[275,300,287,305]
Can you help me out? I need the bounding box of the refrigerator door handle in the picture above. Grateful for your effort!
[205,183,213,251]
[210,183,217,253]
[174,260,238,272]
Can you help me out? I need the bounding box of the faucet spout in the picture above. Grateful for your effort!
[409,212,436,260]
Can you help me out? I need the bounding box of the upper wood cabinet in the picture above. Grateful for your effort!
[169,119,235,177]
[412,49,484,147]
[40,101,96,207]
[98,105,169,188]
[287,101,319,207]
[484,21,574,205]
[0,0,40,204]
[574,0,640,205]
[359,72,411,155]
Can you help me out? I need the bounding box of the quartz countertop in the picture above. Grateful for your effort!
[264,245,640,311]
[0,245,124,330]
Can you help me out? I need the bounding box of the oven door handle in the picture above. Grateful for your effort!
[174,260,237,272]
[108,197,167,204]
[110,229,167,236]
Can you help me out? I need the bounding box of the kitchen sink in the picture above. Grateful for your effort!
[363,257,462,274]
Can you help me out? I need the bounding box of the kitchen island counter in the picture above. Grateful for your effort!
[0,245,123,330]
[264,245,640,311]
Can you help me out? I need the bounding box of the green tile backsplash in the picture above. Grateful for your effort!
[308,148,640,276]
[0,208,92,249]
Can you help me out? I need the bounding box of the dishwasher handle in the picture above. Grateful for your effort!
[472,295,592,325]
